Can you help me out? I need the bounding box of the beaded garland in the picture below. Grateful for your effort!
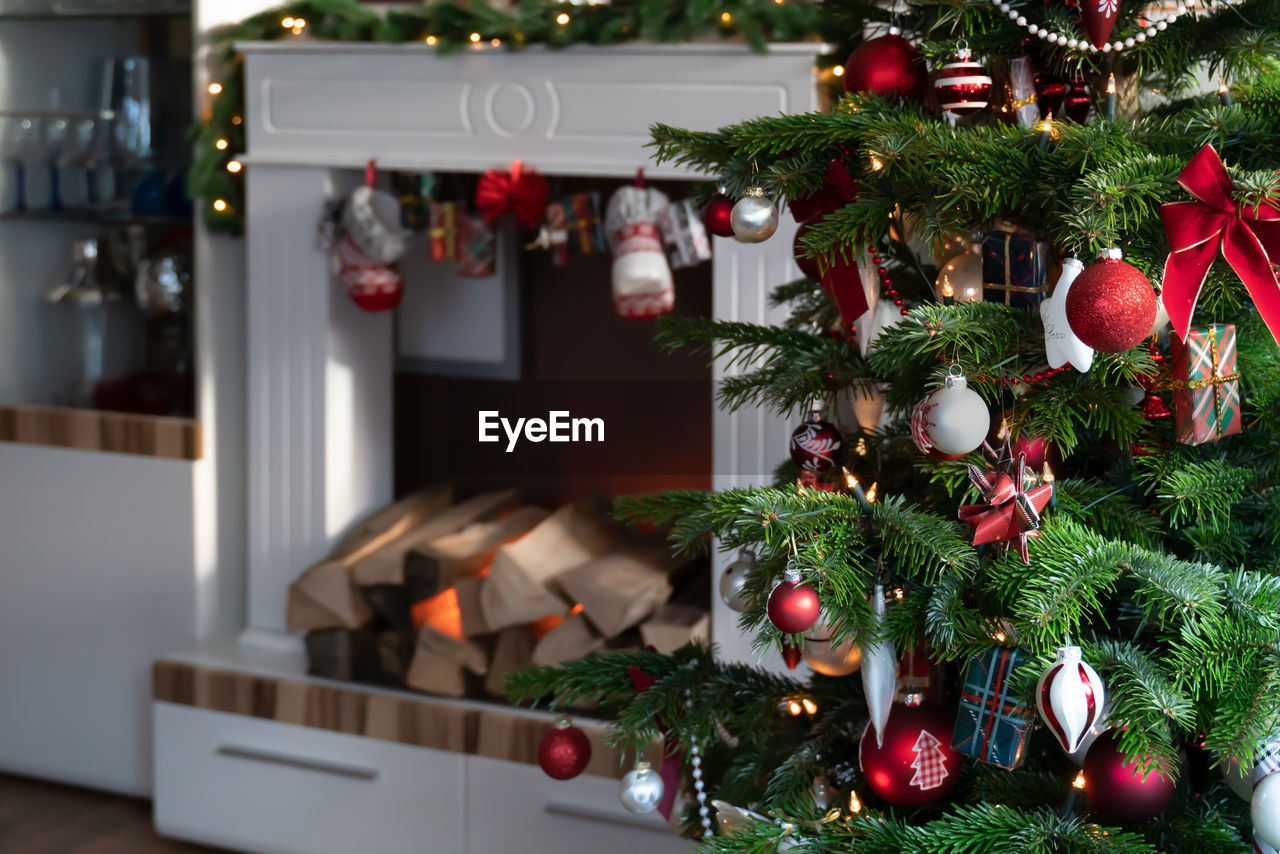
[992,0,1195,55]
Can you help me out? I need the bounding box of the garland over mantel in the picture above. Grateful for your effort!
[191,0,829,235]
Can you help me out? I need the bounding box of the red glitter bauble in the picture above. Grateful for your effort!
[794,224,822,280]
[703,195,736,238]
[789,416,844,473]
[844,35,927,102]
[1083,732,1175,822]
[859,701,962,808]
[1065,256,1157,353]
[538,721,592,780]
[767,579,821,634]
[932,49,991,117]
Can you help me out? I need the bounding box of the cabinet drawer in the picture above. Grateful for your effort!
[154,702,465,854]
[466,754,693,854]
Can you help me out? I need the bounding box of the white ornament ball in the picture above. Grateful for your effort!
[730,190,778,243]
[719,552,754,613]
[1223,755,1255,801]
[916,373,990,456]
[1253,772,1280,849]
[620,764,666,814]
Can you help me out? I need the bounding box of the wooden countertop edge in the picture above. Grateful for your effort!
[0,404,201,461]
[153,659,626,779]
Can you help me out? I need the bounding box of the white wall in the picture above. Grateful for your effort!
[0,443,196,795]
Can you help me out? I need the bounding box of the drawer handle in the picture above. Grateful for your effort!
[216,745,380,781]
[544,802,673,835]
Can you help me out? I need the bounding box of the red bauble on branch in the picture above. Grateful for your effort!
[702,194,736,238]
[1082,732,1175,822]
[933,47,992,119]
[780,635,803,670]
[859,697,962,808]
[789,405,844,473]
[843,33,927,103]
[1065,249,1158,353]
[538,718,592,780]
[767,570,821,634]
[1080,0,1120,50]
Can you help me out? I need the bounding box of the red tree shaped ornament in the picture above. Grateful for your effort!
[1081,0,1120,49]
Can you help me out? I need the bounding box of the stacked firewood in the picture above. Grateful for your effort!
[286,486,709,698]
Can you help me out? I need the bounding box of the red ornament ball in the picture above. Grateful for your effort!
[789,416,844,473]
[780,635,803,670]
[1065,255,1157,353]
[859,701,962,808]
[767,578,821,634]
[794,224,822,280]
[1064,85,1092,123]
[702,195,736,238]
[844,34,927,102]
[1082,732,1175,823]
[538,720,592,780]
[933,49,991,117]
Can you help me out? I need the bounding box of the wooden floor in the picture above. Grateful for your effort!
[0,774,221,853]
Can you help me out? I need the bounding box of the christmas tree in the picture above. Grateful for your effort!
[507,1,1280,851]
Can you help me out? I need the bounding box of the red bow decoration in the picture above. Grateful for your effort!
[958,454,1054,564]
[1160,145,1280,345]
[789,159,859,223]
[475,160,550,229]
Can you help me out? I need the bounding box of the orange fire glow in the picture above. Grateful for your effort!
[411,587,464,639]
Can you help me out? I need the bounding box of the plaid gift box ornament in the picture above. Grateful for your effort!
[952,646,1036,769]
[1170,323,1241,445]
[1255,734,1280,781]
[981,231,1051,308]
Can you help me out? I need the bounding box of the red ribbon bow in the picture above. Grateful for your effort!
[475,160,550,229]
[958,454,1054,564]
[1160,145,1280,345]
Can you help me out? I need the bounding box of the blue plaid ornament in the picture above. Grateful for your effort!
[952,646,1036,769]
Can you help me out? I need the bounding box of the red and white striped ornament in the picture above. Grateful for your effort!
[932,47,992,119]
[1036,645,1105,753]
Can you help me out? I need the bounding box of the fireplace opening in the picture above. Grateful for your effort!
[291,175,713,703]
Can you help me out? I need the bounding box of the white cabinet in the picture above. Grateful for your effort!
[154,701,695,854]
[154,702,467,854]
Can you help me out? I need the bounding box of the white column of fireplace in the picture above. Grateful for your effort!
[238,41,831,659]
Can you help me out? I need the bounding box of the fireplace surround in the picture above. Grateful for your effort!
[154,38,832,854]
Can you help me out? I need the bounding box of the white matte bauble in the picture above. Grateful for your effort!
[730,188,779,243]
[719,551,754,613]
[802,636,863,677]
[915,373,989,456]
[1253,772,1280,849]
[619,763,665,814]
[1258,830,1280,854]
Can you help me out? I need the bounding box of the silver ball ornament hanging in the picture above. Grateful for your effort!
[719,549,754,612]
[730,187,778,243]
[619,761,665,814]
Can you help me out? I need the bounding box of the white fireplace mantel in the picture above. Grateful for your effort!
[238,39,832,664]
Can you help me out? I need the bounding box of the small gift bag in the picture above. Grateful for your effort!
[657,198,712,269]
[981,231,1051,308]
[952,646,1036,769]
[1171,324,1241,445]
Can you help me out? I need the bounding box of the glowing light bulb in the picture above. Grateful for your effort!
[226,160,242,173]
[231,115,242,126]
[212,199,228,212]
[832,64,844,76]
[720,12,732,22]
[848,791,863,813]
[941,275,954,298]
[1042,462,1055,483]
[490,38,501,46]
[1074,772,1087,789]
[215,139,228,150]
[801,698,818,715]
[208,83,222,95]
[855,438,867,456]
[869,154,884,172]
[556,12,570,24]
[843,468,859,489]
[425,35,438,45]
[469,32,481,42]
[788,700,802,716]
[865,482,878,503]
[994,631,1006,642]
[997,418,1009,440]
[281,16,294,28]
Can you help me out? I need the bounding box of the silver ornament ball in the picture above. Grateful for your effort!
[730,188,778,243]
[619,764,665,814]
[719,552,754,612]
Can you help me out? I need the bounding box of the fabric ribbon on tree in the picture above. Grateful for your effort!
[1160,145,1280,345]
[958,453,1054,563]
[475,160,550,229]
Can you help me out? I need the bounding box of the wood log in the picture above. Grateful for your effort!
[557,545,680,638]
[639,604,710,655]
[331,485,454,560]
[304,628,380,683]
[484,627,534,697]
[530,613,603,667]
[351,489,520,587]
[407,506,549,591]
[405,625,489,698]
[480,500,623,631]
